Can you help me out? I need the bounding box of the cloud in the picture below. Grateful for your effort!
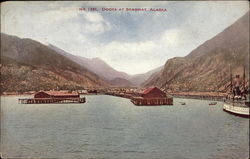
[81,12,111,34]
[102,41,157,55]
[1,1,249,74]
[1,2,112,56]
[83,11,104,22]
[161,29,180,47]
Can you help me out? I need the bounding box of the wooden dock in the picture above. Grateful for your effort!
[131,97,173,106]
[18,97,86,104]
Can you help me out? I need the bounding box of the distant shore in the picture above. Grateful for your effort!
[0,91,226,101]
[0,93,33,97]
[170,92,226,101]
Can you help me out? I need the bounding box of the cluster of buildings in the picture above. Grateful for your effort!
[19,87,173,106]
[106,87,173,106]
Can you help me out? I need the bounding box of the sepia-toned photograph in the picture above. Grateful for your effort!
[0,1,249,159]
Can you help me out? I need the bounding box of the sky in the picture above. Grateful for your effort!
[1,1,249,75]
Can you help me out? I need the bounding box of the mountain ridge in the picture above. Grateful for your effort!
[1,33,109,93]
[110,77,136,87]
[48,44,162,86]
[144,11,249,92]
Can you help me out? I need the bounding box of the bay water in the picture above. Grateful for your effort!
[0,95,249,159]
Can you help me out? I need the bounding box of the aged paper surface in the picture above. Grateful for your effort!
[0,1,249,159]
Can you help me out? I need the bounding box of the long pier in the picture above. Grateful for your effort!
[105,92,132,99]
[131,97,173,106]
[18,97,85,104]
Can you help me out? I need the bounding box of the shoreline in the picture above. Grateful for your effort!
[172,95,224,101]
[170,92,226,101]
[0,94,33,97]
[1,91,226,100]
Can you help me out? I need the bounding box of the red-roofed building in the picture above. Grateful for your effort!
[142,87,166,98]
[19,91,85,104]
[34,91,79,98]
[131,87,173,106]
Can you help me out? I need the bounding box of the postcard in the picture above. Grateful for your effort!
[0,1,249,159]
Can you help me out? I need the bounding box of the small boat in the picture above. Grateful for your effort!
[209,102,217,105]
[179,102,186,105]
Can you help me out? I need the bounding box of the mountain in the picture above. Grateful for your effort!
[0,33,109,93]
[110,77,135,87]
[129,66,163,86]
[141,67,163,86]
[48,44,162,86]
[48,44,130,81]
[144,11,249,92]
